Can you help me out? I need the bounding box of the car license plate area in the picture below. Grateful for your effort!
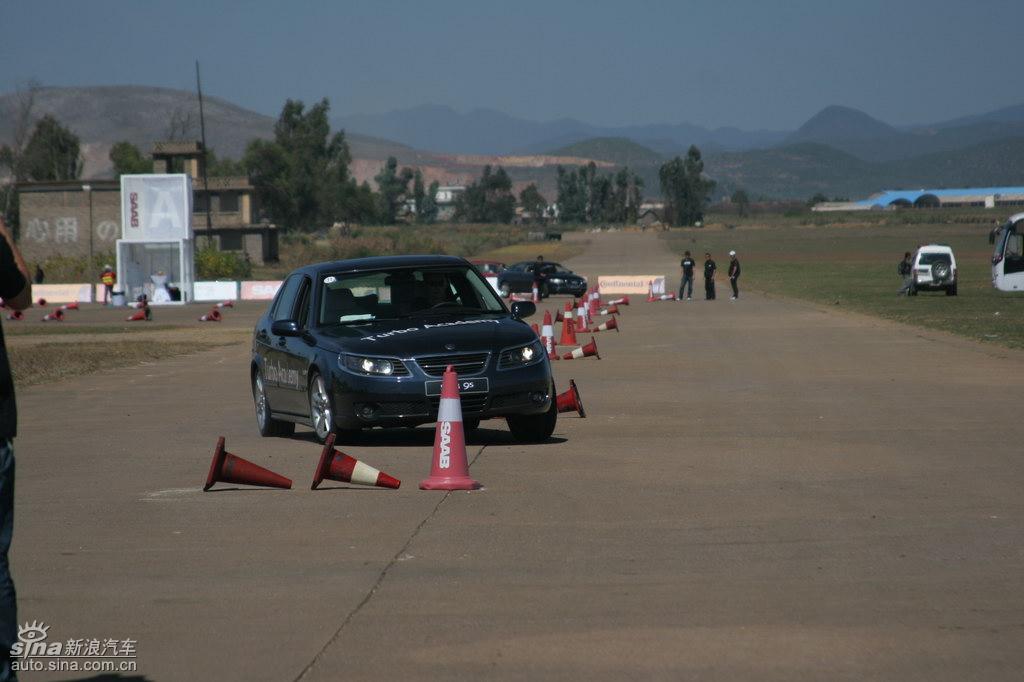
[425,377,489,396]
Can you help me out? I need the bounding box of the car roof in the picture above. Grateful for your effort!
[916,244,954,253]
[293,255,470,278]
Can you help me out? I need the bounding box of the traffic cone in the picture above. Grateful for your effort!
[574,299,589,333]
[559,306,577,346]
[531,323,540,337]
[647,281,657,302]
[556,379,586,418]
[532,283,540,303]
[125,308,148,322]
[199,308,222,322]
[609,296,630,306]
[563,336,600,360]
[540,310,558,360]
[598,304,619,316]
[203,437,292,491]
[593,317,619,333]
[59,302,79,311]
[311,433,400,490]
[5,310,22,321]
[41,309,64,322]
[555,309,564,323]
[216,300,234,308]
[420,365,480,490]
[36,298,47,307]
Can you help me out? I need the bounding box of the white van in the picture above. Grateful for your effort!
[991,213,1024,292]
[909,244,957,296]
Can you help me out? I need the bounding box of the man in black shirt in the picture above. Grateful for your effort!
[0,217,29,682]
[679,251,695,300]
[703,252,717,300]
[898,251,913,295]
[728,250,741,300]
[528,255,547,298]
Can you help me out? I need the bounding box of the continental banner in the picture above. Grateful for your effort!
[597,275,666,295]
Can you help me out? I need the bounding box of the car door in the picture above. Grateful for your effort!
[277,276,315,414]
[262,274,304,412]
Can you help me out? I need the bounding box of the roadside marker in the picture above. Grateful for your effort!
[311,434,400,490]
[420,365,480,491]
[204,437,292,491]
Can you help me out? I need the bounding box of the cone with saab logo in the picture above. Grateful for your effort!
[420,365,480,490]
[592,316,619,333]
[216,300,234,308]
[203,436,292,491]
[598,304,619,316]
[559,305,577,346]
[59,302,79,311]
[609,295,630,306]
[556,379,586,418]
[41,309,63,322]
[563,336,600,360]
[540,310,558,360]
[199,308,222,322]
[312,433,400,490]
[574,299,589,333]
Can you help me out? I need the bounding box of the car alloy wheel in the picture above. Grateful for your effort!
[253,372,268,431]
[309,373,334,442]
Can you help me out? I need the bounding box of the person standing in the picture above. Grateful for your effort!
[897,251,913,295]
[728,250,741,300]
[528,255,547,299]
[100,265,116,305]
[0,217,30,682]
[703,252,717,300]
[679,251,695,300]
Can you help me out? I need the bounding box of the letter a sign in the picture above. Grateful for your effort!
[120,174,194,241]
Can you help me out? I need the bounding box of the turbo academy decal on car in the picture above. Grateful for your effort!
[360,318,501,342]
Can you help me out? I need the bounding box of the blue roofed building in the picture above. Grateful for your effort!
[813,187,1024,211]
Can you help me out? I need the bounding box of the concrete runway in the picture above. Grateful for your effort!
[11,231,1024,680]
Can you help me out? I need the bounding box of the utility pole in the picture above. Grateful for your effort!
[196,60,213,237]
[82,184,94,264]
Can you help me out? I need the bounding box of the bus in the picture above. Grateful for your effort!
[990,212,1024,292]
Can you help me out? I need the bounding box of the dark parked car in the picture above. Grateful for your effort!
[251,255,557,443]
[469,259,507,275]
[496,261,587,297]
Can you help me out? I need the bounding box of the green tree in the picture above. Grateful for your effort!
[205,149,246,177]
[807,192,828,207]
[0,81,40,231]
[244,98,365,230]
[109,141,153,177]
[731,188,750,217]
[519,183,547,220]
[374,157,414,224]
[22,114,82,181]
[419,180,440,224]
[659,146,715,226]
[454,165,515,223]
[412,170,426,216]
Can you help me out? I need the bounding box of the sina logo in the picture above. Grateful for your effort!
[12,620,53,657]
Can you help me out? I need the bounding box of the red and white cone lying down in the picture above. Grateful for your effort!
[592,316,619,333]
[199,308,222,322]
[563,336,600,360]
[421,365,481,490]
[608,295,629,306]
[204,437,292,491]
[41,309,64,322]
[647,281,677,302]
[215,300,234,308]
[597,304,619,316]
[556,379,586,418]
[59,302,79,311]
[125,308,150,322]
[5,310,23,321]
[312,433,400,490]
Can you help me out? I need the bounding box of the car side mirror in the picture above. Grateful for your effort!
[510,301,535,320]
[271,319,301,337]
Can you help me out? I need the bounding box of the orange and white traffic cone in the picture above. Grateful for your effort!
[311,433,400,489]
[540,310,558,360]
[41,309,64,322]
[420,365,481,490]
[647,281,657,302]
[555,308,564,323]
[597,304,619,316]
[531,323,540,337]
[563,336,600,360]
[532,283,540,303]
[556,379,586,418]
[59,302,79,311]
[574,299,589,333]
[204,437,292,491]
[125,308,148,322]
[609,295,630,306]
[199,308,222,322]
[592,316,619,333]
[559,305,577,346]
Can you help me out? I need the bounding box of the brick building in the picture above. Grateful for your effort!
[17,141,278,265]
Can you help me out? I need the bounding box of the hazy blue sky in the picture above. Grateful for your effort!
[2,0,1021,130]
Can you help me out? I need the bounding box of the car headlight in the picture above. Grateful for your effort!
[549,277,564,284]
[341,354,399,376]
[499,341,544,369]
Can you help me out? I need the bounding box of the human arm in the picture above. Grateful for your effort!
[0,217,31,311]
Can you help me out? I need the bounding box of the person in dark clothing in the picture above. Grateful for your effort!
[728,250,741,300]
[679,251,695,300]
[898,251,913,295]
[32,265,43,285]
[703,252,716,300]
[528,255,547,298]
[0,217,30,682]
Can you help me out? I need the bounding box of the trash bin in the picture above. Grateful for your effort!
[112,290,126,307]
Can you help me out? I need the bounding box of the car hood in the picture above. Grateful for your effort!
[314,313,537,356]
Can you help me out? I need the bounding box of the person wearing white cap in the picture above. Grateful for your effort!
[728,250,741,300]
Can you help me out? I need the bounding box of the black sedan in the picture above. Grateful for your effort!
[496,261,587,297]
[251,255,557,443]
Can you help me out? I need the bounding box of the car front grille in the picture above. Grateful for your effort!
[415,352,490,377]
[429,394,488,415]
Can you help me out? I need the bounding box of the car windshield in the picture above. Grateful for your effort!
[318,265,506,325]
[918,253,952,266]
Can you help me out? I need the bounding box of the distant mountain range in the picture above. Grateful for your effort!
[3,85,1024,200]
